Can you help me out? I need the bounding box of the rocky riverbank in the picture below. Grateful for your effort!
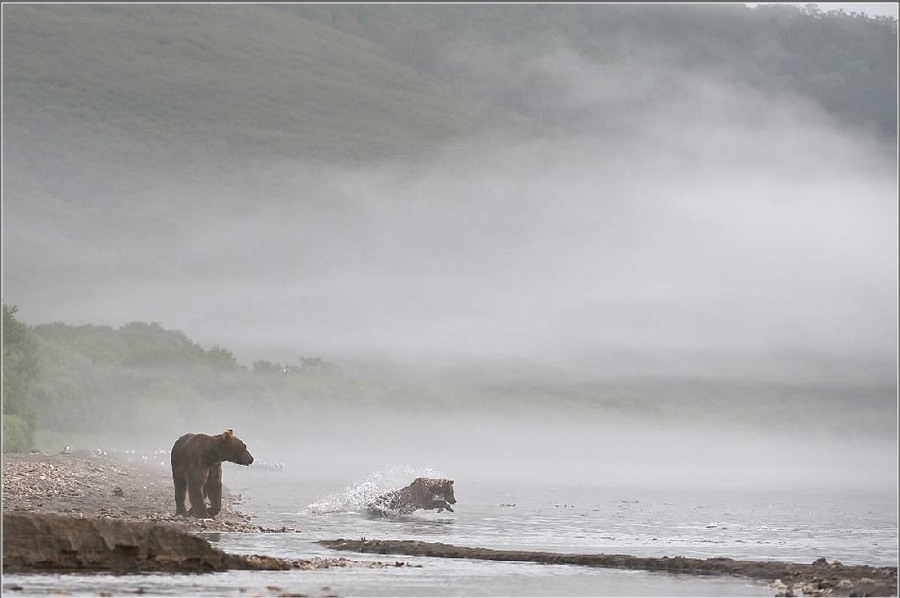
[1,450,274,533]
[1,450,400,578]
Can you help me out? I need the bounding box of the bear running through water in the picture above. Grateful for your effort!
[170,428,254,518]
[368,478,456,516]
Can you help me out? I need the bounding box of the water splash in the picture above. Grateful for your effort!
[304,465,447,514]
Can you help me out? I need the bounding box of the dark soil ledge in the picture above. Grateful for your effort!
[2,513,406,574]
[318,538,898,597]
[3,512,291,573]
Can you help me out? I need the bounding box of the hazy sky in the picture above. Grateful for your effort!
[748,2,900,17]
[817,2,899,17]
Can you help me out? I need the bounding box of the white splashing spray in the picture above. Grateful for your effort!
[304,464,448,514]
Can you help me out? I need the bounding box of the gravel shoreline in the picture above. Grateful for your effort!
[1,449,416,591]
[1,450,278,533]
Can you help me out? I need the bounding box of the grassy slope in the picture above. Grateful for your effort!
[3,4,538,172]
[4,4,893,182]
[2,4,546,288]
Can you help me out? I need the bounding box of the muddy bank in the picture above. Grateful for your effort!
[2,511,289,573]
[3,512,419,575]
[319,539,898,597]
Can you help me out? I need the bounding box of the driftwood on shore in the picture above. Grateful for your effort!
[318,538,899,597]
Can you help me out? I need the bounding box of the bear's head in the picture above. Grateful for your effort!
[414,477,456,505]
[435,478,456,505]
[218,428,254,466]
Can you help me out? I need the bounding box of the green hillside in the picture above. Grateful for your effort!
[4,3,895,176]
[3,2,895,200]
[287,3,897,143]
[3,4,539,176]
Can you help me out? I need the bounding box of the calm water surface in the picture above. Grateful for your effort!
[4,464,896,597]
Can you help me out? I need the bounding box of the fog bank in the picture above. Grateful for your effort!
[5,37,897,389]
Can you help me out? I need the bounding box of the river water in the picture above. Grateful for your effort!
[4,463,897,597]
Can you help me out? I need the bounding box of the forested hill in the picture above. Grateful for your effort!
[288,4,897,145]
[3,3,896,178]
[4,3,895,319]
[2,4,536,178]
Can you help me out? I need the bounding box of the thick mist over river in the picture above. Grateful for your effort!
[6,1,897,500]
[15,66,899,497]
[6,28,897,387]
[247,415,898,494]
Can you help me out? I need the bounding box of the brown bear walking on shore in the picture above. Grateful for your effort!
[170,428,254,518]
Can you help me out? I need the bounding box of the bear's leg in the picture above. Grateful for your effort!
[205,464,223,517]
[187,473,210,518]
[173,474,188,516]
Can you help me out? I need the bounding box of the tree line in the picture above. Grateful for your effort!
[1,303,351,451]
[3,302,894,452]
[3,304,39,451]
[285,3,897,144]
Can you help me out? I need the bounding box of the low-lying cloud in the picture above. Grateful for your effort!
[4,48,896,388]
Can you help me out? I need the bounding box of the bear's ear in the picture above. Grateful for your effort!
[223,428,234,437]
